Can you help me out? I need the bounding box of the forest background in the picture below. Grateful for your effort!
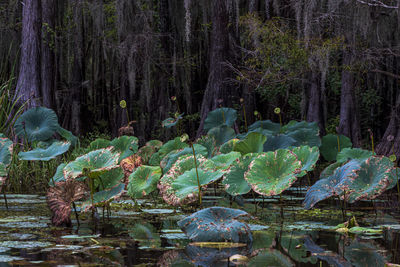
[1,0,400,158]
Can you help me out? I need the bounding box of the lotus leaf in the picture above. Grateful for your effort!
[149,137,188,165]
[282,120,319,134]
[303,160,362,209]
[49,163,67,186]
[14,107,59,142]
[263,135,297,152]
[87,138,110,151]
[196,135,217,158]
[222,154,255,196]
[245,149,301,196]
[248,120,281,133]
[219,138,239,154]
[210,151,241,170]
[387,167,400,190]
[0,163,7,191]
[344,156,394,203]
[56,126,78,147]
[137,145,157,164]
[204,108,237,132]
[177,207,252,243]
[287,128,321,148]
[109,135,139,162]
[145,140,163,150]
[0,133,5,138]
[162,113,184,128]
[291,146,319,177]
[320,134,352,161]
[18,141,71,161]
[161,144,208,173]
[0,137,13,166]
[234,132,266,155]
[248,249,295,266]
[81,183,125,212]
[207,125,236,146]
[336,148,373,163]
[320,161,343,179]
[97,167,124,189]
[236,127,274,139]
[63,148,120,180]
[127,166,162,198]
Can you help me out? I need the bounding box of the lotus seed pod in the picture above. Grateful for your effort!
[274,107,281,114]
[390,154,397,162]
[119,100,127,109]
[171,96,177,101]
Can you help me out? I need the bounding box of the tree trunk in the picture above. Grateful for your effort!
[41,0,56,109]
[338,49,361,147]
[306,71,325,134]
[14,0,42,108]
[197,0,235,136]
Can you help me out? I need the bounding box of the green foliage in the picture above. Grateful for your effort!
[0,78,25,135]
[320,134,352,161]
[291,146,320,177]
[204,108,237,132]
[81,183,125,212]
[222,154,255,196]
[233,132,266,155]
[127,165,162,198]
[207,126,236,147]
[18,141,71,161]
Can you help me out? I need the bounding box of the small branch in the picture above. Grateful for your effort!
[355,0,398,9]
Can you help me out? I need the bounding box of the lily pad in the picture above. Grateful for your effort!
[0,241,52,249]
[204,108,237,132]
[127,165,162,198]
[18,141,71,161]
[178,207,252,243]
[245,150,301,196]
[320,134,352,161]
[233,132,266,155]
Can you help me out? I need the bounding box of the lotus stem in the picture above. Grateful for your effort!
[242,104,248,132]
[278,114,282,127]
[125,109,130,124]
[222,109,226,124]
[72,201,80,227]
[191,143,202,206]
[396,167,400,204]
[371,134,374,154]
[336,135,341,153]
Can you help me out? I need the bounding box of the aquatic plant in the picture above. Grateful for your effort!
[162,112,184,128]
[320,134,352,161]
[81,183,125,212]
[18,141,71,161]
[233,132,266,155]
[207,125,236,146]
[222,154,255,196]
[178,207,253,243]
[127,166,162,198]
[204,108,237,132]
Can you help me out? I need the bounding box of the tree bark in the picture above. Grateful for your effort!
[41,0,56,109]
[14,0,42,108]
[307,71,325,134]
[338,49,361,147]
[197,0,235,136]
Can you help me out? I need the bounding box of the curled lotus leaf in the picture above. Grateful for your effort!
[233,132,266,156]
[196,135,218,158]
[0,137,13,166]
[303,160,362,209]
[336,148,373,163]
[320,134,352,162]
[222,154,256,196]
[207,125,236,147]
[320,161,343,179]
[81,183,125,212]
[49,163,67,186]
[149,137,188,166]
[245,149,301,196]
[14,107,59,142]
[263,135,297,152]
[387,167,400,190]
[219,138,239,154]
[162,113,184,128]
[18,141,71,161]
[97,167,124,189]
[137,145,157,164]
[160,144,208,173]
[87,138,110,151]
[177,207,252,243]
[127,166,162,198]
[204,108,237,132]
[287,128,321,148]
[120,154,143,183]
[109,135,139,162]
[291,146,320,177]
[248,120,281,134]
[210,151,241,170]
[236,128,273,140]
[63,148,120,180]
[56,126,78,147]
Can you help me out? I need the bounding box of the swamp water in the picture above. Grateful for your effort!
[0,189,399,266]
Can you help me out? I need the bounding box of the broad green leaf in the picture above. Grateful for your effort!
[207,125,236,147]
[196,135,217,158]
[219,138,239,154]
[56,126,78,147]
[233,132,266,155]
[149,137,188,166]
[282,120,319,134]
[387,167,400,190]
[245,149,301,196]
[49,163,67,186]
[97,167,124,189]
[145,140,163,150]
[162,113,184,128]
[336,148,373,163]
[320,161,343,179]
[109,136,139,162]
[222,154,255,196]
[161,145,208,173]
[320,134,352,162]
[210,151,241,170]
[287,128,321,148]
[81,183,125,212]
[127,165,162,198]
[177,207,252,243]
[291,146,320,177]
[263,135,296,152]
[87,138,110,151]
[0,137,13,166]
[18,141,71,161]
[248,120,281,134]
[204,108,237,132]
[14,107,59,142]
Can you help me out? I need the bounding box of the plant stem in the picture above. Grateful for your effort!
[2,186,8,211]
[278,113,282,127]
[242,104,248,132]
[336,135,341,153]
[72,201,80,227]
[125,109,130,123]
[191,143,202,206]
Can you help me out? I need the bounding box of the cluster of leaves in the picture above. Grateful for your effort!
[0,134,13,192]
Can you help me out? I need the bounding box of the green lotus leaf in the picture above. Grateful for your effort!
[248,249,294,267]
[14,107,59,142]
[236,127,274,140]
[0,137,13,166]
[177,207,252,243]
[81,183,125,212]
[248,120,281,134]
[219,138,239,154]
[234,132,266,155]
[137,145,157,164]
[162,113,184,128]
[87,138,110,151]
[127,165,162,198]
[49,163,67,186]
[263,135,297,152]
[387,167,400,190]
[210,151,241,170]
[320,134,352,162]
[336,148,373,163]
[149,137,188,166]
[222,154,256,196]
[172,168,224,199]
[161,145,208,173]
[97,167,124,189]
[204,108,237,132]
[245,149,301,196]
[18,141,71,161]
[282,120,319,134]
[291,146,320,177]
[287,128,321,148]
[344,156,394,203]
[110,136,139,162]
[0,163,7,177]
[145,140,163,150]
[320,161,343,179]
[196,135,217,158]
[56,126,78,147]
[303,160,362,209]
[207,125,236,146]
[280,232,317,263]
[63,148,120,180]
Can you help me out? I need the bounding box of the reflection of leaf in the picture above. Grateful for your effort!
[178,207,252,243]
[280,232,317,263]
[344,240,388,267]
[128,223,161,248]
[248,249,295,267]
